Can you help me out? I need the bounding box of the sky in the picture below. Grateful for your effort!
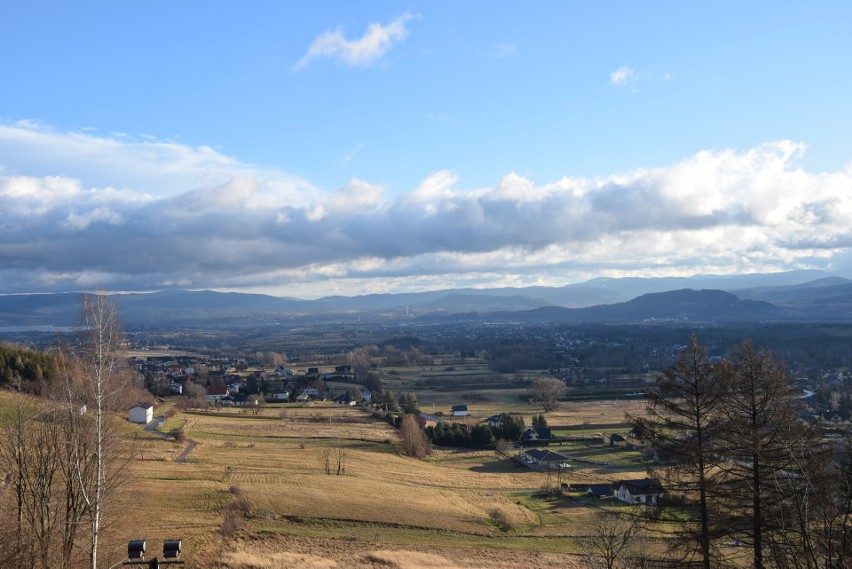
[1,1,852,298]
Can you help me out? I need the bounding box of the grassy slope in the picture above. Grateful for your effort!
[1,390,654,568]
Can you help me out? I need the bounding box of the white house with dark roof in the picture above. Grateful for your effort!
[451,404,469,417]
[128,402,154,424]
[615,478,665,505]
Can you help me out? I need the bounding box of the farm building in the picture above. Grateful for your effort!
[451,404,469,417]
[128,402,153,424]
[586,484,613,499]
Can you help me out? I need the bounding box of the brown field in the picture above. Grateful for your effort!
[3,391,654,568]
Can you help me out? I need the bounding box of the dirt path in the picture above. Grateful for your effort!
[175,439,199,462]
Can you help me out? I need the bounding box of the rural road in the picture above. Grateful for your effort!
[143,416,169,437]
[175,440,198,463]
[420,413,447,423]
[140,416,198,462]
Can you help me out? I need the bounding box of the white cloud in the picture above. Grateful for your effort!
[1,122,852,295]
[609,65,638,87]
[295,13,415,69]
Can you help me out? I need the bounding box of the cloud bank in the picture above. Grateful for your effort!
[1,123,851,296]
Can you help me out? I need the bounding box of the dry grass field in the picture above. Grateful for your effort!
[118,400,653,567]
[2,391,655,568]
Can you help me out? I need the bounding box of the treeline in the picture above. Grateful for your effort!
[424,414,535,448]
[488,342,553,373]
[0,345,60,385]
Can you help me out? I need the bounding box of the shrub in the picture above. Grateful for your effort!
[221,510,242,537]
[226,497,251,515]
[489,508,517,532]
[495,438,513,454]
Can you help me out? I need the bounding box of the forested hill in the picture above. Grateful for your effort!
[469,289,794,324]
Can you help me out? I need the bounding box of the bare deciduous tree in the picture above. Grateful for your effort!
[530,377,566,412]
[69,293,132,569]
[248,393,263,415]
[322,447,346,475]
[582,510,639,569]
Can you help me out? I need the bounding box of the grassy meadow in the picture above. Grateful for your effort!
[105,396,657,568]
[1,371,658,568]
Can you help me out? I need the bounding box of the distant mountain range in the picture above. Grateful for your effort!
[1,270,852,328]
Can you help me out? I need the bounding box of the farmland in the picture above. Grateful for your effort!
[99,393,655,568]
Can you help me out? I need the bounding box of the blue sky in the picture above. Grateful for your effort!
[1,2,852,297]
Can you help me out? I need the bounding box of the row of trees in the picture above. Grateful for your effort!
[426,422,496,449]
[420,414,530,449]
[0,295,132,569]
[633,337,852,569]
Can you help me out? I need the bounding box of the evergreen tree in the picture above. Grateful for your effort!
[398,392,419,414]
[470,424,494,448]
[532,414,548,430]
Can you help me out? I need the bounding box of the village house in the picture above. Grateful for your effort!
[626,427,648,448]
[268,390,290,401]
[515,448,571,470]
[206,386,229,402]
[485,413,507,428]
[614,478,665,505]
[273,366,291,377]
[451,404,469,417]
[333,392,358,406]
[221,394,250,407]
[523,427,552,443]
